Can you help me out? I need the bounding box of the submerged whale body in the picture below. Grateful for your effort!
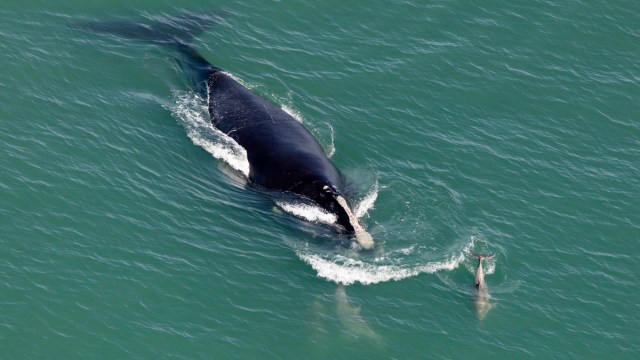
[470,253,495,320]
[75,13,373,249]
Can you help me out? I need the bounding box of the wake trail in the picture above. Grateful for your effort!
[171,89,462,286]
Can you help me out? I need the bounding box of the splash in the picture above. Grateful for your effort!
[174,72,338,173]
[276,182,378,227]
[275,201,337,225]
[466,235,496,275]
[223,71,252,89]
[172,88,464,286]
[169,90,250,177]
[297,250,466,286]
[325,123,335,158]
[296,233,476,285]
[483,258,496,275]
[281,104,304,123]
[354,182,379,219]
[169,74,312,176]
[336,195,373,249]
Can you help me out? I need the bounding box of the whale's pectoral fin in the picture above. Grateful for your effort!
[335,195,374,249]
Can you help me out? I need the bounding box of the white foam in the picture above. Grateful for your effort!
[484,260,496,275]
[354,182,379,219]
[223,71,252,89]
[325,123,335,158]
[297,234,476,285]
[169,90,250,177]
[281,104,304,123]
[466,235,496,275]
[275,201,337,225]
[298,251,465,286]
[394,245,416,256]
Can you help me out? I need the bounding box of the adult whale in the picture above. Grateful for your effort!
[75,13,374,249]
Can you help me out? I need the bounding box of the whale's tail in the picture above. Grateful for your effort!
[468,252,496,319]
[71,11,223,95]
[72,11,222,45]
[469,253,495,261]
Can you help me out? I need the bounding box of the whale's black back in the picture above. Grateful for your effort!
[207,71,344,195]
[73,12,353,224]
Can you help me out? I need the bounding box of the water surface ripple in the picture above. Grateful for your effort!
[2,1,638,358]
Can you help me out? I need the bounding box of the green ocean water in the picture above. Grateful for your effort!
[2,1,639,358]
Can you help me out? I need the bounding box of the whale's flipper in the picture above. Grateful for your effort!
[71,12,223,95]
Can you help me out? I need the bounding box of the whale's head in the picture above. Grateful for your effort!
[317,185,353,229]
[314,183,374,250]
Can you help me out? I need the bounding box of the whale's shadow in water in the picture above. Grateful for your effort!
[334,284,383,342]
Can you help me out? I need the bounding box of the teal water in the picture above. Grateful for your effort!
[2,1,639,358]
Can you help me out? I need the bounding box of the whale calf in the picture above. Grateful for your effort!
[74,13,373,248]
[470,252,495,319]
